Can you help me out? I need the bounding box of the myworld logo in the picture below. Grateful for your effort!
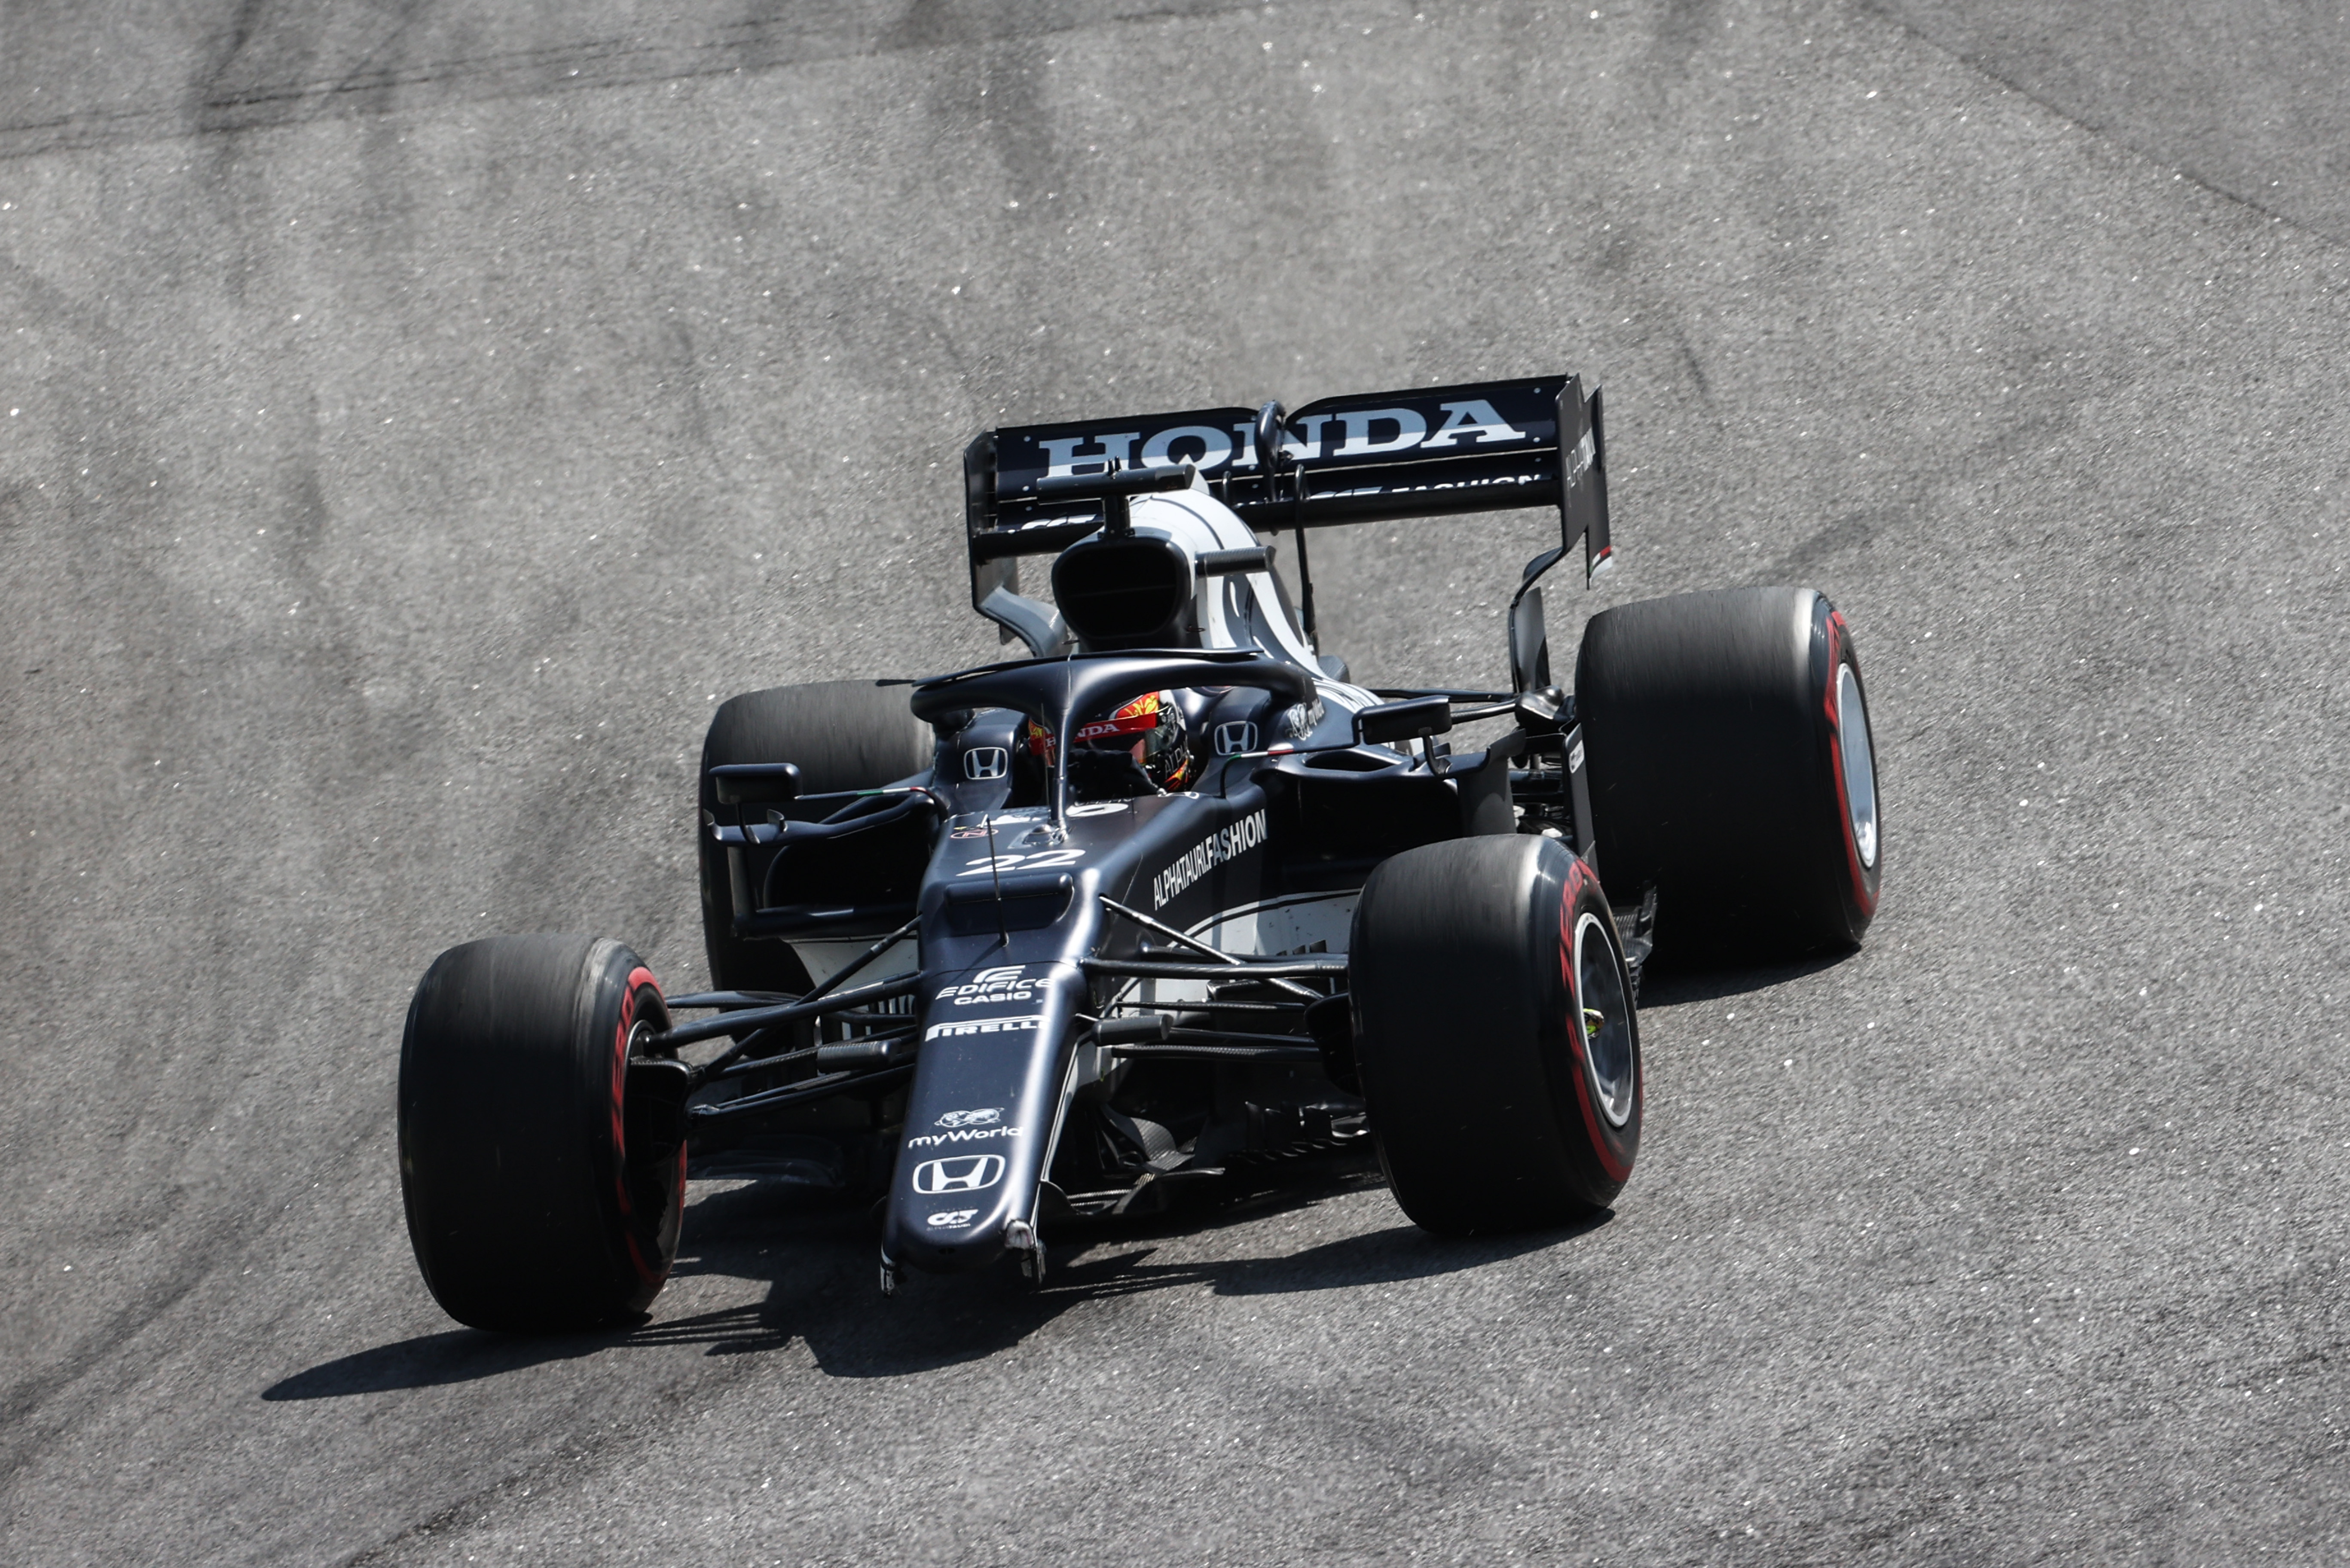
[905,1122,1024,1151]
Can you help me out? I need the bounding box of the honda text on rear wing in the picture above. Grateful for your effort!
[962,375,1610,662]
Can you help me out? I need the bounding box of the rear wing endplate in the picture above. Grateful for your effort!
[963,375,1610,630]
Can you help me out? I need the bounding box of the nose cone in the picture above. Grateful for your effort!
[883,961,1084,1275]
[891,1152,1017,1271]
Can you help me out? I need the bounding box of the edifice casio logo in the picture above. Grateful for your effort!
[935,964,1040,1007]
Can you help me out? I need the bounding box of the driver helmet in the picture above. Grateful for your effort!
[1022,690,1193,793]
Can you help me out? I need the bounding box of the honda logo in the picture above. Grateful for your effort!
[1213,721,1259,757]
[963,746,1009,781]
[912,1154,1006,1194]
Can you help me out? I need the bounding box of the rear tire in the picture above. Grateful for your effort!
[399,935,685,1331]
[1351,836,1642,1234]
[698,681,933,993]
[1574,586,1881,961]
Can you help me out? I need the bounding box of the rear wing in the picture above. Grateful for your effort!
[962,375,1610,637]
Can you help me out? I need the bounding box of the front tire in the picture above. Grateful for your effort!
[1575,586,1882,960]
[1351,836,1642,1234]
[399,935,685,1332]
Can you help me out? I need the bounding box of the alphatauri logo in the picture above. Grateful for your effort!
[1151,808,1268,910]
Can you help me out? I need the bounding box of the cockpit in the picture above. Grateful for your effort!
[969,469,1334,808]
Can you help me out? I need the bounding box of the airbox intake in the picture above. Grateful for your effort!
[1050,535,1195,649]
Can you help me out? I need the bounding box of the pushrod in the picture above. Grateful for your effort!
[654,970,925,1054]
[1098,897,1323,1001]
[1081,956,1348,980]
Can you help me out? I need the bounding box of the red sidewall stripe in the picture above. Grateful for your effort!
[1819,609,1879,918]
[1556,858,1636,1184]
[609,964,672,1287]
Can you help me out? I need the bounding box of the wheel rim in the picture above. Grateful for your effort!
[623,1005,686,1276]
[1572,911,1636,1129]
[1837,662,1879,871]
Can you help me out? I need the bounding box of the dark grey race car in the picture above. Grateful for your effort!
[396,375,1883,1330]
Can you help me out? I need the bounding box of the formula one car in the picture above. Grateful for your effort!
[397,375,1882,1329]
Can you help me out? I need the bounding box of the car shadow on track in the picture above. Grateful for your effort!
[264,1165,1610,1397]
[1634,949,1854,1008]
[668,1168,1607,1379]
[261,1327,616,1399]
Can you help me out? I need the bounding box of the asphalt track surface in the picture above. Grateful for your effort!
[4,2,2347,1562]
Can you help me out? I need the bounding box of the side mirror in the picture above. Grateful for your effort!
[709,763,802,806]
[1354,694,1453,748]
